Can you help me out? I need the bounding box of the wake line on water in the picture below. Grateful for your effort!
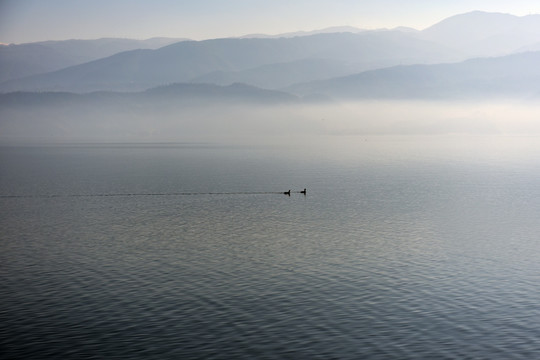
[0,191,307,199]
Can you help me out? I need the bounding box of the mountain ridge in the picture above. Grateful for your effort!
[0,37,187,83]
[0,31,462,93]
[1,11,539,94]
[0,82,298,106]
[420,11,540,56]
[286,51,540,100]
[3,50,540,102]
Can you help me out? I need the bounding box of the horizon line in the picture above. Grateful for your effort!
[2,10,538,46]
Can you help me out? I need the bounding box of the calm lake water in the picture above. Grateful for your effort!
[1,136,540,359]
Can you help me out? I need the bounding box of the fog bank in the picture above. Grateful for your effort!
[1,100,539,145]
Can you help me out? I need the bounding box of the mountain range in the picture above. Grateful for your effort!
[0,11,539,101]
[0,31,462,93]
[287,51,540,100]
[0,37,186,84]
[419,11,540,57]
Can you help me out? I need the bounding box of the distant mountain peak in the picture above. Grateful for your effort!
[420,10,540,56]
[423,10,529,31]
[239,26,366,39]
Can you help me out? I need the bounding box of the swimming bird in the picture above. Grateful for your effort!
[284,190,291,196]
[300,188,306,195]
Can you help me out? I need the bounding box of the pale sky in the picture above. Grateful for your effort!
[1,0,540,44]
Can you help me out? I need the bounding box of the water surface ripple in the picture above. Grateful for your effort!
[1,139,540,359]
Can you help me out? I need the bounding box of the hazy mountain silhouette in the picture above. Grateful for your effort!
[420,11,540,56]
[239,26,368,39]
[0,82,297,108]
[0,37,186,83]
[191,58,365,89]
[1,11,539,94]
[287,51,540,100]
[143,83,298,104]
[0,83,301,142]
[0,31,460,93]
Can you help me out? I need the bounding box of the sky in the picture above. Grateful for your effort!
[1,0,540,44]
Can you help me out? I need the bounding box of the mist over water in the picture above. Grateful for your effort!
[1,100,540,145]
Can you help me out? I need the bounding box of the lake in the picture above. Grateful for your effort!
[1,136,540,359]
